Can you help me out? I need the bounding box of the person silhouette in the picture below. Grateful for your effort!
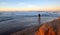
[38,14,40,17]
[38,14,41,24]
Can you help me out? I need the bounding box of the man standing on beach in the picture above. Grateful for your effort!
[38,14,41,24]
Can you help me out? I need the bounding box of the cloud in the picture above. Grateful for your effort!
[17,2,38,8]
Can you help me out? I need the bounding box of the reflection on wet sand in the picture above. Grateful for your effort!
[10,17,57,35]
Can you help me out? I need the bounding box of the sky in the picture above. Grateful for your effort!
[0,0,60,11]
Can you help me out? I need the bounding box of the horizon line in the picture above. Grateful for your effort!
[0,10,60,12]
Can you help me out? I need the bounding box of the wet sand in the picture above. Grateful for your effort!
[0,16,57,35]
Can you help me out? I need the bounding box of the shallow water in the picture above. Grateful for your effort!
[0,16,57,34]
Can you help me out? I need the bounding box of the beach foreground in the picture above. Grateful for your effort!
[35,18,60,35]
[0,16,57,35]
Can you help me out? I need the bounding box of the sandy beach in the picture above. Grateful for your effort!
[35,18,60,35]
